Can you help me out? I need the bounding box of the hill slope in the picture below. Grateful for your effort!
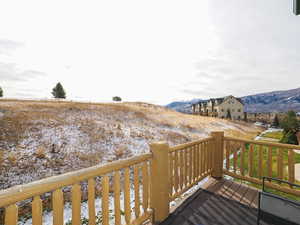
[0,99,260,189]
[167,87,300,113]
[242,87,300,112]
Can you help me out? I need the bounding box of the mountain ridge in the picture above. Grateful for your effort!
[166,87,300,113]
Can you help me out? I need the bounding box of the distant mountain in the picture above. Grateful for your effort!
[242,87,300,113]
[166,99,202,114]
[166,87,300,113]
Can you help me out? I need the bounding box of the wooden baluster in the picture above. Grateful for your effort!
[240,142,245,176]
[225,141,230,171]
[258,145,263,178]
[248,144,254,177]
[88,179,96,225]
[114,172,121,225]
[72,183,82,225]
[102,176,110,225]
[193,145,197,181]
[288,150,295,185]
[53,189,64,225]
[196,144,200,179]
[174,151,179,193]
[189,147,193,184]
[181,150,186,188]
[169,152,174,195]
[32,196,42,225]
[179,150,184,190]
[268,146,273,177]
[200,142,204,175]
[134,166,140,218]
[5,204,18,225]
[184,148,188,187]
[277,148,283,180]
[206,141,209,172]
[203,142,206,173]
[124,167,131,224]
[142,162,149,212]
[205,142,209,174]
[198,143,202,176]
[209,141,213,171]
[233,143,238,173]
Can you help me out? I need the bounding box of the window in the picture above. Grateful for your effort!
[238,109,241,112]
[221,109,224,112]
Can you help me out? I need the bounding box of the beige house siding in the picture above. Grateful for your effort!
[216,96,244,119]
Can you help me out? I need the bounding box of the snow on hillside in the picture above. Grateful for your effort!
[0,99,261,190]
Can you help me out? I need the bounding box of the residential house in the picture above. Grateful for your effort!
[192,95,244,120]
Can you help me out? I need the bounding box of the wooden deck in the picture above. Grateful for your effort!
[160,178,274,225]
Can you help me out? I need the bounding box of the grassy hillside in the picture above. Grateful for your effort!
[0,99,262,189]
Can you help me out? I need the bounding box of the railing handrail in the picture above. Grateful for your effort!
[224,136,300,150]
[0,153,152,208]
[169,137,214,152]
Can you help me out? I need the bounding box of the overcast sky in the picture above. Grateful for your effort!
[0,0,299,104]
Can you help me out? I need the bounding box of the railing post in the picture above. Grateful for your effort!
[211,131,224,179]
[150,142,170,224]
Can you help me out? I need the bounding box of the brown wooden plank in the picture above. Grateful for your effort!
[189,147,193,185]
[113,172,121,225]
[180,149,184,190]
[174,150,179,192]
[124,167,131,224]
[88,178,96,225]
[248,144,254,177]
[288,150,295,184]
[225,140,230,170]
[240,143,245,176]
[134,166,140,218]
[268,146,273,177]
[258,145,263,178]
[72,183,82,225]
[277,148,283,180]
[169,152,174,196]
[102,176,110,225]
[53,189,64,225]
[233,144,238,173]
[5,204,18,225]
[32,196,42,225]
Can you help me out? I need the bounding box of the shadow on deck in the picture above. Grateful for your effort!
[160,178,274,225]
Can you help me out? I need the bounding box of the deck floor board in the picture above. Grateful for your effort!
[161,178,274,225]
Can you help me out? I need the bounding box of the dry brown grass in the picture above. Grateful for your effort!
[0,150,4,166]
[7,152,17,164]
[35,146,46,159]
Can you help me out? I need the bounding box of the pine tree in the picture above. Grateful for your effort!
[226,109,232,119]
[272,114,280,127]
[52,82,66,99]
[0,87,3,97]
[279,111,300,145]
[112,96,122,102]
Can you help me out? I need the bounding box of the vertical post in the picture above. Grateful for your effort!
[211,131,224,179]
[150,142,170,223]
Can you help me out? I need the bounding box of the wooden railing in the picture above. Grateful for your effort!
[224,136,300,196]
[0,154,152,225]
[169,137,214,201]
[1,131,300,225]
